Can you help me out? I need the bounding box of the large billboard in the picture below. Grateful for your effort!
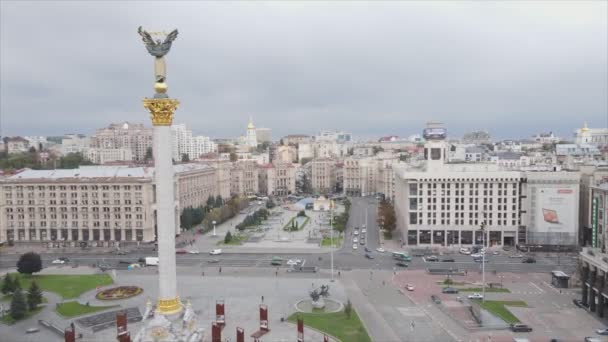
[422,128,447,140]
[534,187,577,234]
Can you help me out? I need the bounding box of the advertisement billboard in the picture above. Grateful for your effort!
[534,187,577,234]
[422,128,447,140]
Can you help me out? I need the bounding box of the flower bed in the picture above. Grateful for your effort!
[96,286,143,300]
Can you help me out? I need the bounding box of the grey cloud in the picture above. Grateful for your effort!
[1,1,606,140]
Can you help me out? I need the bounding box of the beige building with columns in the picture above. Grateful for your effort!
[0,164,227,245]
[311,158,336,194]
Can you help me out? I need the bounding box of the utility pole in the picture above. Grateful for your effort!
[330,200,334,282]
[481,221,486,303]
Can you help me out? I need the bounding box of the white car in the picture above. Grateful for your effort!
[492,250,500,255]
[286,259,302,266]
[459,248,471,255]
[405,284,415,291]
[51,259,65,264]
[468,293,484,299]
[361,229,367,234]
[353,238,358,243]
[353,244,358,250]
[471,253,483,259]
[509,254,524,258]
[354,231,359,236]
[209,249,222,255]
[188,250,200,254]
[376,247,386,253]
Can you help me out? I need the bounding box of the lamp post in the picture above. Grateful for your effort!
[330,200,334,282]
[480,221,487,303]
[212,221,217,237]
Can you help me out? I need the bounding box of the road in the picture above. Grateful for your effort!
[0,198,577,275]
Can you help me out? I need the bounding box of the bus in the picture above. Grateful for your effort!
[392,252,412,262]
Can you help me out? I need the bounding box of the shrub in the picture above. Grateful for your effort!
[224,231,232,244]
[344,299,352,318]
[10,288,27,320]
[27,281,43,310]
[297,210,306,217]
[1,273,16,295]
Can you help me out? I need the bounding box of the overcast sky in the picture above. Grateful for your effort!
[1,1,606,141]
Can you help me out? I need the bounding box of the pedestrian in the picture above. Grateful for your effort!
[338,271,341,277]
[261,295,264,303]
[410,321,415,331]
[219,267,222,274]
[465,269,468,276]
[202,271,204,277]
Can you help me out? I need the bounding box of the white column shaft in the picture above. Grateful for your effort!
[154,125,177,300]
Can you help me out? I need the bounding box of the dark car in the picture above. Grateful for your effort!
[573,299,584,308]
[510,323,533,332]
[396,261,409,267]
[176,249,187,254]
[522,257,536,263]
[442,257,455,262]
[58,257,69,262]
[365,253,374,259]
[364,247,372,253]
[442,287,459,294]
[426,255,439,262]
[430,295,441,304]
[360,240,365,246]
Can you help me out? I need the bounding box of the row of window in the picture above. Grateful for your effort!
[6,228,145,241]
[6,213,143,220]
[4,185,143,191]
[7,206,143,213]
[6,221,144,228]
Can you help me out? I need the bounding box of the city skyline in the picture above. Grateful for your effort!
[1,1,607,139]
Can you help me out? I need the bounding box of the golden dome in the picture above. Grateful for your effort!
[247,120,255,130]
[581,121,589,132]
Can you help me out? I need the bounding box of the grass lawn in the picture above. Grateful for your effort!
[321,236,343,247]
[56,301,118,318]
[288,311,371,342]
[283,216,310,231]
[0,306,43,325]
[473,300,527,324]
[437,281,467,286]
[459,287,510,293]
[3,274,113,299]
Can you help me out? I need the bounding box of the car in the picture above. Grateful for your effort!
[492,251,500,255]
[376,247,386,253]
[209,249,222,255]
[360,240,365,245]
[176,249,187,254]
[442,257,455,262]
[510,254,524,258]
[596,328,608,335]
[430,295,441,304]
[468,293,484,299]
[271,256,283,265]
[459,248,471,255]
[471,253,483,259]
[113,250,127,255]
[573,299,584,308]
[353,238,358,243]
[426,255,439,262]
[365,253,374,259]
[473,257,489,263]
[207,258,220,263]
[585,337,605,342]
[364,247,372,253]
[396,261,409,267]
[522,257,536,263]
[405,284,415,291]
[354,231,359,236]
[353,244,358,250]
[361,229,367,233]
[25,327,40,334]
[286,259,302,266]
[442,287,459,294]
[188,250,200,254]
[510,323,533,332]
[52,259,66,264]
[502,246,512,251]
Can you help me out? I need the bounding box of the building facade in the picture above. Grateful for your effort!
[230,160,258,197]
[91,122,153,161]
[311,158,336,194]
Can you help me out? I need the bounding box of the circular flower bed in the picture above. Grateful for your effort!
[96,286,143,300]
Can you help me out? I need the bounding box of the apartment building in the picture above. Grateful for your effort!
[91,122,153,161]
[311,158,336,194]
[230,160,258,197]
[257,162,296,196]
[174,163,219,210]
[86,148,133,164]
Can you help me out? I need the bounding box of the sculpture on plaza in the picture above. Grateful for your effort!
[137,26,178,84]
[309,285,330,309]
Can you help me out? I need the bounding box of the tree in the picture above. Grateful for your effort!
[27,281,43,310]
[10,288,27,320]
[207,195,215,209]
[181,153,190,162]
[266,199,276,209]
[215,195,223,207]
[344,299,352,318]
[378,200,396,233]
[229,152,238,162]
[372,146,384,155]
[180,207,194,229]
[1,273,15,295]
[144,146,153,161]
[59,152,93,169]
[17,252,42,275]
[224,231,232,244]
[297,210,306,217]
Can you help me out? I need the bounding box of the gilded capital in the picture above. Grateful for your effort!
[157,296,182,315]
[143,98,179,126]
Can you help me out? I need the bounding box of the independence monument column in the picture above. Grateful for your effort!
[139,27,181,315]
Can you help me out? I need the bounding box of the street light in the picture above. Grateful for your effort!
[330,200,334,282]
[480,221,487,303]
[212,221,217,237]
